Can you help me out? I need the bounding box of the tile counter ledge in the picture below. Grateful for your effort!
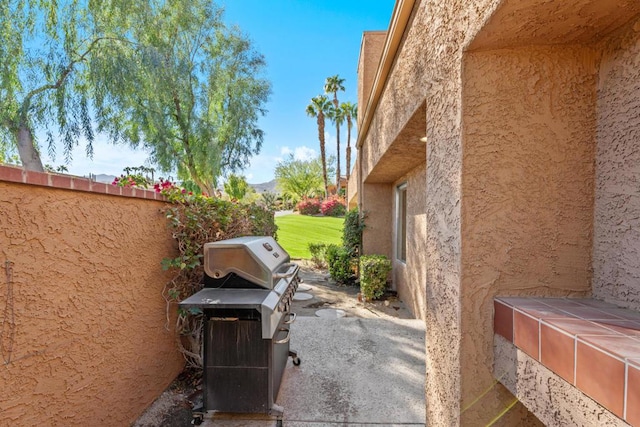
[494,296,640,426]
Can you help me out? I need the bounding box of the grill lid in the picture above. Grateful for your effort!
[203,236,290,289]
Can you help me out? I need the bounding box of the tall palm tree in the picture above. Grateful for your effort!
[341,102,357,181]
[327,105,345,189]
[306,95,332,196]
[324,75,345,190]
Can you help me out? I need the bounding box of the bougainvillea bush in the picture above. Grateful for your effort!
[297,197,321,215]
[113,177,276,368]
[321,195,346,217]
[160,185,276,368]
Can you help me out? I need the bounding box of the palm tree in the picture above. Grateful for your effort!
[341,102,357,181]
[306,95,332,196]
[327,105,345,189]
[324,75,345,189]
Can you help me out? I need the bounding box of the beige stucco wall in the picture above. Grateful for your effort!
[347,157,358,210]
[461,45,597,425]
[361,183,393,259]
[358,0,640,425]
[393,165,427,321]
[0,181,183,426]
[358,0,502,424]
[357,31,387,127]
[593,17,640,310]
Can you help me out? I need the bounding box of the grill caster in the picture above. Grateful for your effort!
[192,415,203,425]
[289,350,301,366]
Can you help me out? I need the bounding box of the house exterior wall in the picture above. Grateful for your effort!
[392,164,427,320]
[357,31,387,127]
[358,0,640,425]
[461,45,597,425]
[347,157,358,210]
[361,182,393,259]
[0,177,183,426]
[593,17,640,310]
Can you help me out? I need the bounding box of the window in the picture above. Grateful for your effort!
[396,183,407,262]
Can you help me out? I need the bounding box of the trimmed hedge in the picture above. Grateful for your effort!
[360,255,391,300]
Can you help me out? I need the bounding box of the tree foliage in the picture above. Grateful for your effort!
[223,174,250,200]
[0,0,118,170]
[93,1,270,195]
[0,1,271,193]
[274,153,330,201]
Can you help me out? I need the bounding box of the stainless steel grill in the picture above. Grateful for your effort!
[179,236,300,426]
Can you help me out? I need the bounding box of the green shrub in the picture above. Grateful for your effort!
[343,208,365,256]
[360,255,392,300]
[325,244,353,284]
[308,242,328,269]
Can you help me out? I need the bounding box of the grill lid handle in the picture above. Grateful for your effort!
[273,263,298,279]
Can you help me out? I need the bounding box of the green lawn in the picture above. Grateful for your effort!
[275,214,344,259]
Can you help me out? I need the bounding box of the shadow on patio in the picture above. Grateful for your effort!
[203,316,426,426]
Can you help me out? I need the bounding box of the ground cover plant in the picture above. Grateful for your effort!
[275,214,344,259]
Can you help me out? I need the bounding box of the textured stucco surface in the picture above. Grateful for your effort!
[393,165,427,321]
[361,183,392,260]
[357,0,640,425]
[461,45,596,424]
[593,17,640,310]
[357,31,387,127]
[0,182,183,426]
[494,334,626,426]
[358,0,502,424]
[347,157,358,210]
[469,0,640,51]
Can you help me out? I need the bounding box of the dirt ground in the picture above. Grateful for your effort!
[132,262,414,427]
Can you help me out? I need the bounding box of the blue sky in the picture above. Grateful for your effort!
[42,1,394,184]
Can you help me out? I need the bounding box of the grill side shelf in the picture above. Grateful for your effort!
[179,288,273,310]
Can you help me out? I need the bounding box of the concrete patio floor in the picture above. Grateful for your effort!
[201,316,426,426]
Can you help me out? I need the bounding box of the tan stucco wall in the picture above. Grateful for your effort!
[357,31,387,127]
[393,165,427,321]
[347,156,358,210]
[361,183,393,259]
[358,0,502,424]
[494,335,626,426]
[593,17,640,310]
[358,0,640,425]
[0,181,183,426]
[461,45,596,424]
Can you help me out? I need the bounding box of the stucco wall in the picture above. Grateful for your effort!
[393,165,427,321]
[358,0,640,425]
[461,45,596,424]
[0,180,183,426]
[357,0,509,424]
[357,31,387,127]
[593,17,640,310]
[361,183,393,259]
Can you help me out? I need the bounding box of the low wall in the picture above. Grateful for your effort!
[0,165,184,426]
